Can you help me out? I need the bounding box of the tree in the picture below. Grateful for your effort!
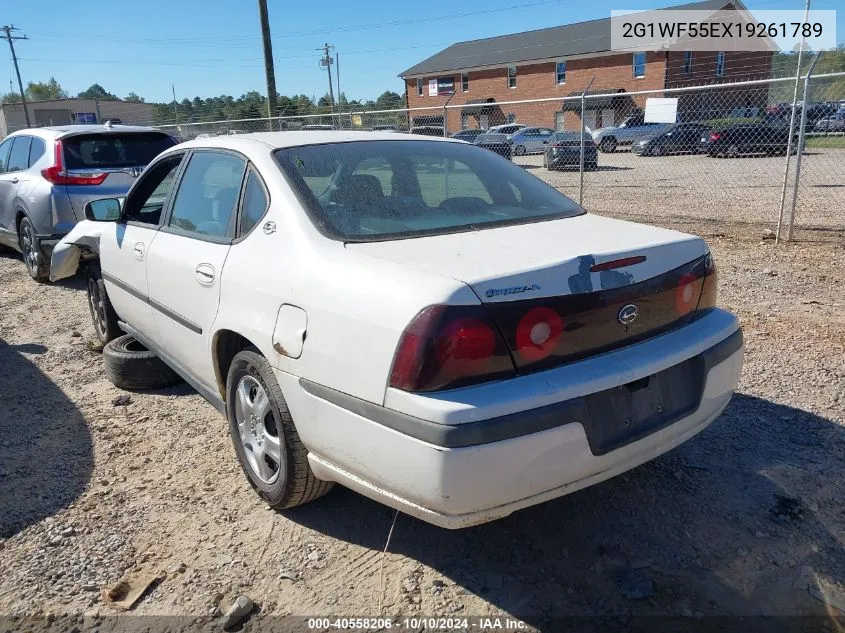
[26,77,68,101]
[124,92,144,103]
[374,90,403,110]
[1,92,22,104]
[78,83,117,100]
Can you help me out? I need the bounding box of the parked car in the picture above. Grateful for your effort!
[0,125,176,281]
[511,127,556,156]
[702,123,797,157]
[51,131,742,529]
[487,123,527,138]
[632,123,711,156]
[371,125,399,132]
[543,131,597,170]
[473,132,512,159]
[813,111,845,133]
[591,113,675,153]
[410,125,445,137]
[300,124,336,131]
[450,129,485,143]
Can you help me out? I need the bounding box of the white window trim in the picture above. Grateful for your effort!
[556,60,566,85]
[632,52,646,79]
[461,72,469,93]
[507,65,517,89]
[716,51,726,77]
[683,50,693,75]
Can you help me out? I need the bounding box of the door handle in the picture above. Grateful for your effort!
[10,177,19,184]
[195,263,215,285]
[133,242,145,260]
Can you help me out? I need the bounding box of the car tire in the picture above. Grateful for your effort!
[650,145,663,156]
[86,262,122,345]
[18,216,48,282]
[103,334,182,390]
[226,349,333,509]
[599,137,616,153]
[514,145,527,156]
[586,161,598,171]
[726,144,739,158]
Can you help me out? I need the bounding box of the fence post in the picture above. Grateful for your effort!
[442,91,457,137]
[579,76,596,207]
[786,52,820,242]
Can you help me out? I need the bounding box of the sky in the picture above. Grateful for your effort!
[3,0,843,105]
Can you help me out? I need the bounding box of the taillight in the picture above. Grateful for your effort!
[709,132,721,142]
[41,140,108,186]
[676,252,716,316]
[698,252,718,309]
[389,305,515,392]
[515,306,563,362]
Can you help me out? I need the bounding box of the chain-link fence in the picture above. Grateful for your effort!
[155,71,845,242]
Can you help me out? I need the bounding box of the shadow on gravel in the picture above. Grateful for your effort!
[287,393,845,624]
[0,336,93,538]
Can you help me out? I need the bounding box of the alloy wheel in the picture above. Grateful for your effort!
[87,277,108,339]
[234,375,283,484]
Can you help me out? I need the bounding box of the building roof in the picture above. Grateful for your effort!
[399,0,739,77]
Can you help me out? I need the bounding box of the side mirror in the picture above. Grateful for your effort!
[84,198,121,222]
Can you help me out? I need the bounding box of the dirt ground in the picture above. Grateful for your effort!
[0,207,844,630]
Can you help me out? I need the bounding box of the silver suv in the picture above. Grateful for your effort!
[0,125,175,280]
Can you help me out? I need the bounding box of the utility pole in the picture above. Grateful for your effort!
[1,25,31,127]
[172,84,179,125]
[257,0,278,127]
[319,43,335,110]
[335,52,341,106]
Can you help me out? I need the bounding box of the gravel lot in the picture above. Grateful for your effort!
[518,147,845,235]
[0,200,844,629]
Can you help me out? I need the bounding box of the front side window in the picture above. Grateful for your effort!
[461,73,469,92]
[168,151,246,238]
[275,140,584,242]
[633,52,646,78]
[7,136,32,172]
[716,51,726,76]
[556,61,566,85]
[507,65,517,88]
[123,156,184,225]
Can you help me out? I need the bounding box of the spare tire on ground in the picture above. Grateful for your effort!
[103,334,182,390]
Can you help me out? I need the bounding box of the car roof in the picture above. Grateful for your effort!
[173,130,460,153]
[8,124,165,139]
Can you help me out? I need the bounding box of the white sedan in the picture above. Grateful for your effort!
[51,131,743,528]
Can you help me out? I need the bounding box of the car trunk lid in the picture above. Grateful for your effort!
[348,213,711,373]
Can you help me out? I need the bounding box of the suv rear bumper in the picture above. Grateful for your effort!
[278,308,743,528]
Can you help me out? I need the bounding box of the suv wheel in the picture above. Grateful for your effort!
[514,144,527,156]
[726,144,739,158]
[226,349,333,509]
[18,216,48,282]
[650,144,664,156]
[599,137,617,153]
[103,334,182,390]
[86,263,122,345]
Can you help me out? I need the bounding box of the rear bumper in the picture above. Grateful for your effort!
[280,309,743,528]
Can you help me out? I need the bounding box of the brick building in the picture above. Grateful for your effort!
[399,0,773,132]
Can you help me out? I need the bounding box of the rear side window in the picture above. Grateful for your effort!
[62,133,175,169]
[239,170,269,235]
[7,136,31,172]
[28,137,46,167]
[168,151,246,238]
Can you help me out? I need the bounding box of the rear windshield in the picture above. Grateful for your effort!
[550,132,595,146]
[63,133,175,169]
[274,139,584,242]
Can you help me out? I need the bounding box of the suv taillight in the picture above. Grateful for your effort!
[709,132,722,142]
[389,305,515,392]
[41,140,108,186]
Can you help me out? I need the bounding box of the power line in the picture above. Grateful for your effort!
[1,24,30,126]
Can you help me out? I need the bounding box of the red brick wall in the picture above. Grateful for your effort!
[404,52,668,132]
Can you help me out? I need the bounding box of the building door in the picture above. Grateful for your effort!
[554,112,565,131]
[601,109,615,128]
[583,110,597,132]
[480,115,489,130]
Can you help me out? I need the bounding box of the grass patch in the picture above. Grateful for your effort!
[805,135,845,149]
